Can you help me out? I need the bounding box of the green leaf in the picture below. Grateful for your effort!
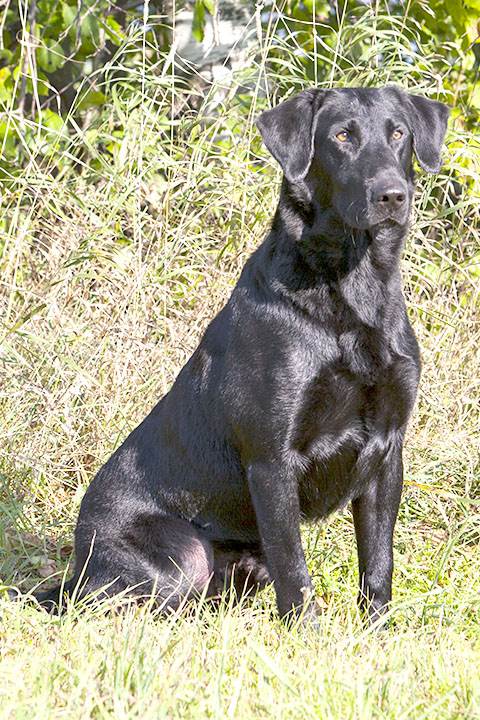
[41,109,66,134]
[62,3,76,26]
[0,120,17,158]
[203,0,215,15]
[37,39,65,72]
[464,0,480,11]
[63,2,100,51]
[103,15,124,46]
[192,0,206,42]
[77,89,107,110]
[0,48,13,64]
[0,67,12,103]
[37,71,50,97]
[80,12,100,47]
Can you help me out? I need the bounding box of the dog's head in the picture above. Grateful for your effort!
[257,86,450,230]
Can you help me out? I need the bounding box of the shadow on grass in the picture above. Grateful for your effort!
[0,471,74,593]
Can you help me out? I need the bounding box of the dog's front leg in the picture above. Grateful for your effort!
[247,462,315,623]
[352,447,403,623]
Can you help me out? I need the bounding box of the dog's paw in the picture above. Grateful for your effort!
[0,586,21,602]
[359,598,393,631]
[283,588,327,633]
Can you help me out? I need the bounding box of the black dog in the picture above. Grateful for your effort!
[25,85,449,622]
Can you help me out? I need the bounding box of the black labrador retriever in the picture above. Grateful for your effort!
[24,85,449,623]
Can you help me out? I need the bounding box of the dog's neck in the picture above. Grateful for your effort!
[257,178,410,327]
[276,178,408,278]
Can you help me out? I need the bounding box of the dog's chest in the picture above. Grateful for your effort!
[290,324,409,518]
[290,316,391,435]
[290,346,372,458]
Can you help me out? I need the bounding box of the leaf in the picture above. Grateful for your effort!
[63,2,100,51]
[203,0,215,15]
[103,15,124,46]
[37,559,57,578]
[0,67,12,103]
[62,3,76,27]
[37,71,51,97]
[42,109,68,137]
[0,121,17,157]
[60,544,74,560]
[37,39,65,72]
[80,11,100,47]
[0,49,13,63]
[192,0,206,42]
[77,89,106,110]
[464,0,480,11]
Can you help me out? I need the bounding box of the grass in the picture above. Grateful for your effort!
[1,3,480,718]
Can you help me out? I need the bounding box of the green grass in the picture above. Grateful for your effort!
[1,4,480,718]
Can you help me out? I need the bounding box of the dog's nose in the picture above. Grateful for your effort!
[373,185,406,210]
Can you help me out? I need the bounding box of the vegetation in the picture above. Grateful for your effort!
[0,1,479,718]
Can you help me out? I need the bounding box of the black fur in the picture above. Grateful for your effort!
[22,85,449,622]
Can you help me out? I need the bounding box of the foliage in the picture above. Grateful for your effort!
[0,0,479,173]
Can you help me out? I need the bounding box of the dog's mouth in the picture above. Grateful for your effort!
[368,205,411,227]
[334,197,410,230]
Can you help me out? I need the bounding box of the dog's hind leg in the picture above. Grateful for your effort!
[209,544,271,601]
[32,515,214,613]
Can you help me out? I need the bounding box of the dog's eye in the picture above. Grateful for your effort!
[392,129,404,140]
[335,130,349,143]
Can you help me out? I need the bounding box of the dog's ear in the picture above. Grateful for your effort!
[406,93,450,173]
[256,88,325,182]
